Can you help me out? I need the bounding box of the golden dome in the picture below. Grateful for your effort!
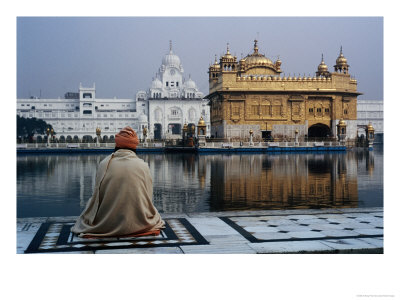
[243,39,273,65]
[198,116,206,126]
[336,46,348,66]
[245,54,273,65]
[338,119,346,126]
[183,122,188,131]
[318,54,328,72]
[367,123,374,131]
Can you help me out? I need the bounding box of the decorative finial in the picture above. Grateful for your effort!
[254,39,258,53]
[226,43,230,54]
[340,46,343,55]
[321,53,324,62]
[169,40,172,53]
[214,54,218,64]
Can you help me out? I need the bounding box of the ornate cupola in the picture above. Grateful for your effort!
[334,46,350,74]
[316,54,330,77]
[208,54,221,81]
[275,56,282,72]
[220,43,238,72]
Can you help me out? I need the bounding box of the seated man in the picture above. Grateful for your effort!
[71,126,165,238]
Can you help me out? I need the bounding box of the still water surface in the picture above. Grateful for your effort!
[17,146,383,218]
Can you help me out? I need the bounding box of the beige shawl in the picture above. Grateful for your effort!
[71,149,165,237]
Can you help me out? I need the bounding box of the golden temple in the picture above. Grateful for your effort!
[206,41,361,141]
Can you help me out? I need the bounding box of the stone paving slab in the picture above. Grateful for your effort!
[248,240,334,253]
[17,208,384,254]
[319,238,380,250]
[95,247,184,254]
[180,243,257,254]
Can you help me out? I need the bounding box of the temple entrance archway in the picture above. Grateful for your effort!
[154,123,162,140]
[308,123,331,138]
[168,123,181,135]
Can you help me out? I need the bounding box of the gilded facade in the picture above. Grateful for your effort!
[206,41,361,141]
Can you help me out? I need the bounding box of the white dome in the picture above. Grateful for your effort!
[138,113,148,122]
[184,77,196,89]
[162,50,181,68]
[151,78,162,89]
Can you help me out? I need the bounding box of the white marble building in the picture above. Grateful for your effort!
[136,43,210,140]
[17,83,145,142]
[357,99,384,143]
[17,43,210,142]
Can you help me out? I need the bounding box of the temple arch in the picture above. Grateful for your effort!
[308,123,331,138]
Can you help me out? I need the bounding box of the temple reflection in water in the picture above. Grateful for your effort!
[207,153,358,211]
[16,149,382,218]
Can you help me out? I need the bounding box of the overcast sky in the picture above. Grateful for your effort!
[17,17,383,100]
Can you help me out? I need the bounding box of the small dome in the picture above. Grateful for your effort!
[222,43,234,59]
[336,47,348,66]
[318,62,328,72]
[151,77,162,89]
[162,51,181,68]
[212,54,220,68]
[367,123,374,131]
[184,77,197,89]
[198,116,206,127]
[162,42,181,68]
[318,55,328,72]
[338,119,346,126]
[336,54,347,66]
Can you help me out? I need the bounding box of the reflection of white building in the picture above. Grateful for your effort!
[357,99,383,143]
[17,83,144,142]
[136,42,210,140]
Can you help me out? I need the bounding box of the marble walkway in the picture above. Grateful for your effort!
[17,207,383,254]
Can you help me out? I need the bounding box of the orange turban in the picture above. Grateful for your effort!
[115,126,139,149]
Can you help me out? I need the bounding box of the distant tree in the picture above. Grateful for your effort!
[17,115,55,142]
